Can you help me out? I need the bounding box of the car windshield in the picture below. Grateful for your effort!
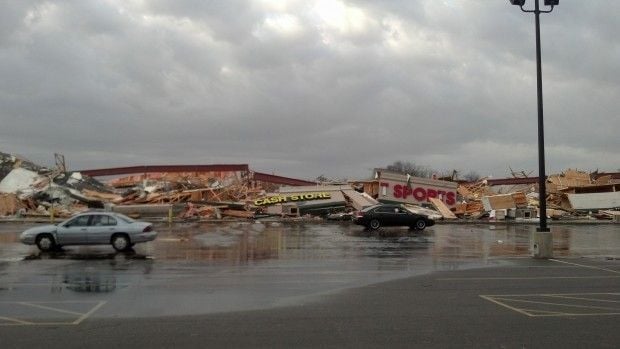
[361,204,383,212]
[402,206,415,214]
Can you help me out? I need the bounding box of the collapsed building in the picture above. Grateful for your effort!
[0,151,618,222]
[455,169,620,221]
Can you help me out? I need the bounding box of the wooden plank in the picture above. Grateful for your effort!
[221,209,254,219]
[81,189,122,202]
[511,192,528,208]
[594,175,612,185]
[453,203,466,215]
[466,201,483,213]
[482,194,516,210]
[429,198,457,219]
[190,191,203,201]
[0,194,24,216]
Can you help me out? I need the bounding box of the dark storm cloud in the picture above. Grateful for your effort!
[0,0,618,180]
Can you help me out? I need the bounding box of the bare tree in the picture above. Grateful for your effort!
[315,174,330,183]
[462,171,481,182]
[386,161,433,178]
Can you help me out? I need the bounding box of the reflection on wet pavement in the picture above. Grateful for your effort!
[3,222,620,263]
[0,222,619,318]
[147,222,620,262]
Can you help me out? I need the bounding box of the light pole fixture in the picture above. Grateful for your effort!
[509,0,558,258]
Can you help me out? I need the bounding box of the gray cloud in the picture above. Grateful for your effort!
[1,0,618,180]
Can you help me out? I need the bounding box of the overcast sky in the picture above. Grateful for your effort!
[1,0,618,180]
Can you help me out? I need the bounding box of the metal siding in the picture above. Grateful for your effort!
[567,192,620,210]
[80,164,249,177]
[253,172,316,186]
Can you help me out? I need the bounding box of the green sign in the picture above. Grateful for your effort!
[254,192,332,206]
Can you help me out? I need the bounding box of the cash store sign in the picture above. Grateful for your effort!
[254,192,332,206]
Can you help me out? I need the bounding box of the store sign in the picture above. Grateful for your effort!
[392,184,456,206]
[254,192,332,206]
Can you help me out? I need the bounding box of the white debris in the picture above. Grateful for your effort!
[66,172,83,185]
[0,168,39,194]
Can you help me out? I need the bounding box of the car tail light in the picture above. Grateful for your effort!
[143,225,153,232]
[355,211,364,218]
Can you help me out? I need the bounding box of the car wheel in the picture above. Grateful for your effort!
[369,219,381,230]
[36,234,56,252]
[415,219,426,231]
[111,234,130,252]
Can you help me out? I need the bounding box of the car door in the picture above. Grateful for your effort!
[402,209,420,227]
[394,207,411,226]
[56,215,91,245]
[374,206,398,226]
[87,214,119,244]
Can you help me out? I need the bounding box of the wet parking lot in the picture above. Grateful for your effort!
[1,221,619,324]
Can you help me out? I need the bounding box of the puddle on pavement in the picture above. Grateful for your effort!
[145,222,620,262]
[1,222,619,317]
[1,222,620,264]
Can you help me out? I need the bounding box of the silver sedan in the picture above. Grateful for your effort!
[20,211,158,252]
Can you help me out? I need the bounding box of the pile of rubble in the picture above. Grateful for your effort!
[0,152,118,218]
[1,151,618,222]
[454,169,620,221]
[0,152,265,220]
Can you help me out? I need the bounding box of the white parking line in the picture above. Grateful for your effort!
[480,293,620,317]
[550,259,620,275]
[479,295,533,317]
[490,297,620,312]
[74,301,106,325]
[547,294,620,304]
[0,300,107,326]
[18,302,84,316]
[0,315,34,325]
[438,275,620,281]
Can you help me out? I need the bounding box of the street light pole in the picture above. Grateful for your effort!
[509,0,558,257]
[534,0,549,233]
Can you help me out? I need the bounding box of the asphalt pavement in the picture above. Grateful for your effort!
[1,222,619,348]
[1,257,619,348]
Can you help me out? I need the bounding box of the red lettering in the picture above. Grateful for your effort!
[403,186,413,199]
[446,192,456,206]
[427,189,437,200]
[413,187,426,201]
[394,185,403,198]
[437,190,446,200]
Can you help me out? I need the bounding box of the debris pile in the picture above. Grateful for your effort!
[546,169,620,218]
[1,151,618,222]
[453,169,620,221]
[0,152,117,218]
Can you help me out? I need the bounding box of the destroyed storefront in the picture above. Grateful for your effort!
[254,185,378,217]
[2,149,619,222]
[0,151,118,218]
[369,169,458,209]
[458,169,620,221]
